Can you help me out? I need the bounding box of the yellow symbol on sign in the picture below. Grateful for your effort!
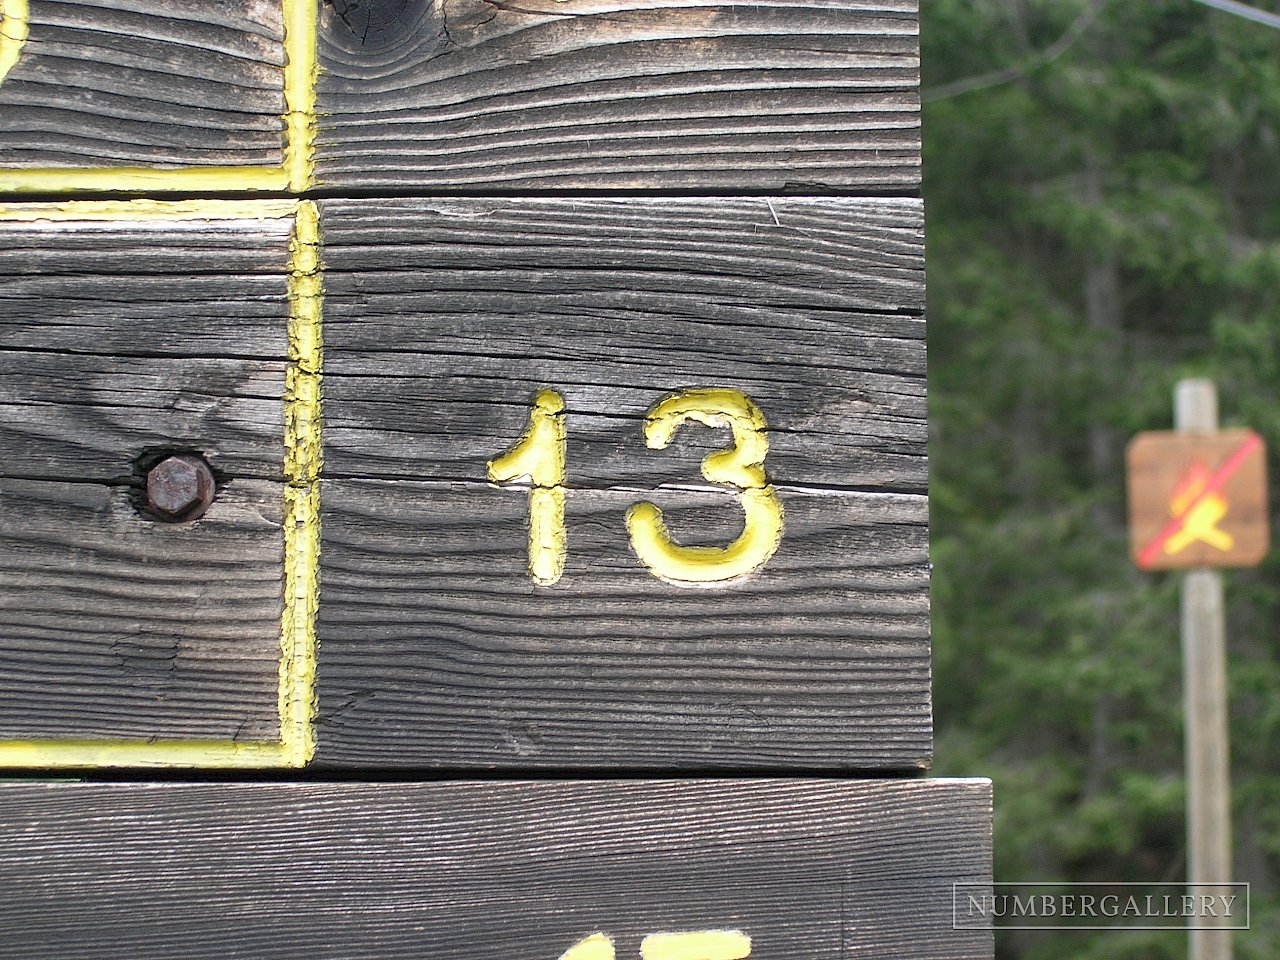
[0,0,28,85]
[1164,460,1235,556]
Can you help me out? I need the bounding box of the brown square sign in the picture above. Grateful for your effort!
[1127,429,1269,570]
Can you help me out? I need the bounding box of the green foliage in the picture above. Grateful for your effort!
[923,2,1280,956]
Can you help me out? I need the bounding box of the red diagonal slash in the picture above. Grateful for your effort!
[1137,432,1263,569]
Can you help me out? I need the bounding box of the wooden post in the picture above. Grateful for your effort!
[1174,378,1232,960]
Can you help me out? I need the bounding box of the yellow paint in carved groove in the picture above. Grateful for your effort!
[0,200,321,769]
[282,0,319,192]
[0,0,28,86]
[0,198,298,222]
[488,389,568,586]
[0,0,317,194]
[0,166,291,195]
[280,199,323,766]
[626,388,783,586]
[640,932,752,960]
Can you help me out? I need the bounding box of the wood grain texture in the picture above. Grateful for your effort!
[0,0,285,170]
[0,779,993,960]
[315,0,920,191]
[0,208,295,742]
[315,197,929,770]
[0,477,283,740]
[319,481,928,768]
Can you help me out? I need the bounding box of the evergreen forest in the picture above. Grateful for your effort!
[923,1,1280,956]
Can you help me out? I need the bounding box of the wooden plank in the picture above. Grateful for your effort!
[315,196,928,769]
[0,778,994,960]
[0,1,290,187]
[0,201,300,752]
[0,197,927,770]
[315,0,921,191]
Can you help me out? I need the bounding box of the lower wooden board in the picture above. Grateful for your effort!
[0,197,928,772]
[0,778,993,960]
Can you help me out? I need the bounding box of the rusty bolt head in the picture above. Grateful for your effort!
[145,454,215,522]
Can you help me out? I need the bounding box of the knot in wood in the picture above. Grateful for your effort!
[145,454,216,522]
[324,0,432,50]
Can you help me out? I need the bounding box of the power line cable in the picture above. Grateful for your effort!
[1188,0,1280,30]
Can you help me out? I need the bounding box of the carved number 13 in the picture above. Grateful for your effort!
[487,388,784,588]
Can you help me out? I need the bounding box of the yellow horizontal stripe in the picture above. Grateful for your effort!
[0,197,299,221]
[0,739,294,769]
[0,165,290,195]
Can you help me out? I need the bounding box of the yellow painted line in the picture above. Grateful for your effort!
[0,0,319,194]
[0,0,28,86]
[0,198,298,221]
[280,199,323,766]
[0,200,322,769]
[282,0,319,192]
[0,740,290,770]
[0,165,291,195]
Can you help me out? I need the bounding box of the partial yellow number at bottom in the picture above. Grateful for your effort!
[560,930,752,960]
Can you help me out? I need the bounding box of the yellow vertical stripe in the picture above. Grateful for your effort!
[282,0,319,192]
[280,199,323,766]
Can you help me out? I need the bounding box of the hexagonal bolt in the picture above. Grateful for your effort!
[145,454,216,522]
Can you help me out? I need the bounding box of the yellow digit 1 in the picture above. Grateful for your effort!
[625,388,783,586]
[487,389,567,586]
[641,931,752,960]
[559,935,615,960]
[0,0,29,86]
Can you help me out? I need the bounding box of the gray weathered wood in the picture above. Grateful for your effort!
[0,477,282,741]
[319,481,929,768]
[0,209,294,743]
[0,778,993,960]
[316,0,921,191]
[0,1,285,171]
[314,196,928,769]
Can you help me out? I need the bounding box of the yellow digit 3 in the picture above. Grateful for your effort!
[487,389,567,586]
[0,0,28,86]
[625,388,784,586]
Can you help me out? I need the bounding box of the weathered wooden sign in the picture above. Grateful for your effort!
[0,195,927,770]
[0,779,992,960]
[0,3,993,958]
[1127,429,1269,570]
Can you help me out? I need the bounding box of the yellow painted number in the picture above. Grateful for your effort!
[487,389,567,586]
[625,388,783,586]
[559,931,751,960]
[0,0,29,86]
